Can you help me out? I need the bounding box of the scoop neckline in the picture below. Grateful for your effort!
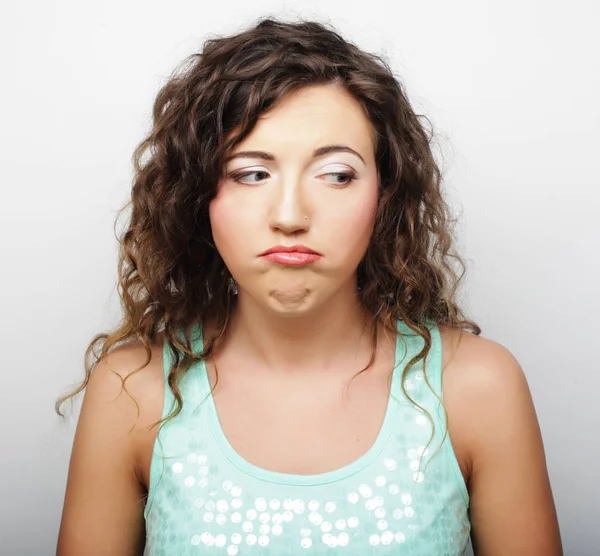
[194,320,405,487]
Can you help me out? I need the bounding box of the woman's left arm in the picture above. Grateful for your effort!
[442,331,563,556]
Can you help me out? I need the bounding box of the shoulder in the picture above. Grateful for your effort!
[438,324,525,392]
[437,325,535,480]
[83,340,166,484]
[87,340,165,417]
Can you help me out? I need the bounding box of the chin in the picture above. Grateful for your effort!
[266,286,315,314]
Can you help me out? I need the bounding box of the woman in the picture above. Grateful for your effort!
[56,17,562,556]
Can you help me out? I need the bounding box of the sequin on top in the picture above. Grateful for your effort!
[143,320,470,555]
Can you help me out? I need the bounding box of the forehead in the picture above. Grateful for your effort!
[235,84,376,160]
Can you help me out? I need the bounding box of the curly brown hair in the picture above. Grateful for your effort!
[55,17,480,439]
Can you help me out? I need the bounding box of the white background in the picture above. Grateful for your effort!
[1,1,598,554]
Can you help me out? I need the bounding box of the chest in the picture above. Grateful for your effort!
[208,362,393,475]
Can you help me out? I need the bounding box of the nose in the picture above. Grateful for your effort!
[267,174,310,235]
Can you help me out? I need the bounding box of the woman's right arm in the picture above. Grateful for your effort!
[56,344,163,556]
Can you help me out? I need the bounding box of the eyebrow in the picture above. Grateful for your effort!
[224,144,366,165]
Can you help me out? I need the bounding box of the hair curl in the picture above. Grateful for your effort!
[56,17,480,450]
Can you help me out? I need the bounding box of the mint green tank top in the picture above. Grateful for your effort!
[143,319,470,555]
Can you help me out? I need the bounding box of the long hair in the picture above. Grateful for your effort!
[56,17,480,440]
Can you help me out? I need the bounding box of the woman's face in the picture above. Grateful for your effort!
[209,83,379,315]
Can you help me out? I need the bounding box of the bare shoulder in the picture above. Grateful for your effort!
[437,325,534,479]
[93,340,165,414]
[438,325,526,394]
[90,340,166,483]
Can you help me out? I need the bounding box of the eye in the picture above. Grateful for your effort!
[322,172,358,187]
[229,170,270,185]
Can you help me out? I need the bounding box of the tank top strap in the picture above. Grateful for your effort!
[160,322,209,417]
[424,320,444,399]
[393,318,451,461]
[394,319,443,396]
[424,321,448,433]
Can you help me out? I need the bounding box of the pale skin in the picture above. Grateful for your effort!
[57,83,562,555]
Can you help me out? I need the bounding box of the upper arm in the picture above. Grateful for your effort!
[441,330,562,556]
[56,344,163,556]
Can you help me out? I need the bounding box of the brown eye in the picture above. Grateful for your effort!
[323,172,357,186]
[229,170,270,185]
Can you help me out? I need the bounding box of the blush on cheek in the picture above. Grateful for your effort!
[346,189,378,243]
[208,197,236,262]
[331,205,377,276]
[209,194,258,283]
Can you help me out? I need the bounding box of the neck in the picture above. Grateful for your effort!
[222,283,379,374]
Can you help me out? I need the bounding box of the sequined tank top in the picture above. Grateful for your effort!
[143,319,470,555]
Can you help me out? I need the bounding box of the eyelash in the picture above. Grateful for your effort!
[229,170,358,187]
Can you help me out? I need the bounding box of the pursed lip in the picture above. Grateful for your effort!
[259,244,322,256]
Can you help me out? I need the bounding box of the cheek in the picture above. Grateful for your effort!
[326,185,378,262]
[208,194,248,267]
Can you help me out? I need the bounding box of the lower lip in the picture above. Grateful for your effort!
[260,252,322,265]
